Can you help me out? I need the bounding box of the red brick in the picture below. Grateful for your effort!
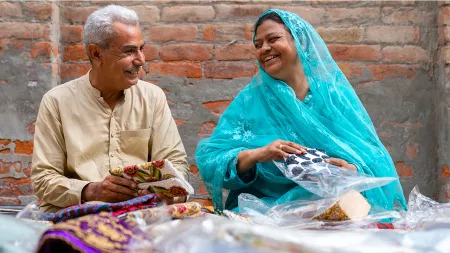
[27,122,35,135]
[327,8,380,25]
[148,62,201,78]
[395,162,413,177]
[441,7,450,26]
[337,62,364,78]
[0,139,11,154]
[143,44,159,61]
[0,22,50,39]
[203,24,245,42]
[30,42,52,59]
[316,27,363,43]
[14,140,33,155]
[149,0,201,3]
[381,121,422,129]
[365,26,419,44]
[215,5,269,20]
[442,46,450,64]
[160,44,212,61]
[0,2,22,18]
[442,165,450,179]
[0,197,20,205]
[273,6,326,25]
[162,6,214,22]
[250,0,292,2]
[382,46,431,63]
[172,120,186,127]
[129,6,160,23]
[10,40,25,50]
[244,23,254,41]
[382,7,431,24]
[189,164,199,175]
[311,0,415,6]
[60,63,90,80]
[63,44,88,61]
[328,45,380,61]
[202,100,232,116]
[367,64,418,80]
[147,25,197,42]
[215,44,255,60]
[0,178,32,197]
[0,40,8,55]
[204,61,256,79]
[443,27,450,44]
[63,6,98,23]
[24,2,52,20]
[199,121,217,135]
[23,163,31,177]
[61,26,83,43]
[406,143,419,159]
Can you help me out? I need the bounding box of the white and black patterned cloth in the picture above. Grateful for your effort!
[284,148,339,181]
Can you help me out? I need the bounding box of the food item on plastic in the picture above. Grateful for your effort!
[314,190,371,221]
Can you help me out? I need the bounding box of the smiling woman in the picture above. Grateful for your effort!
[195,9,407,213]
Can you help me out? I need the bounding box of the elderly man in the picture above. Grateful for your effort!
[31,5,189,212]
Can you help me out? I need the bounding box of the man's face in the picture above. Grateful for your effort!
[99,22,145,91]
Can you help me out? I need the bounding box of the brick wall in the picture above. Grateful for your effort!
[437,1,450,201]
[0,0,446,205]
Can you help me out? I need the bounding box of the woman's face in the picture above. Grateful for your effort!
[254,19,299,81]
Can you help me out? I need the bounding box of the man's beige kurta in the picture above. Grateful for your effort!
[31,73,189,213]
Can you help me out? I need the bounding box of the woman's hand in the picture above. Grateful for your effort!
[324,158,357,171]
[253,139,307,162]
[237,139,306,175]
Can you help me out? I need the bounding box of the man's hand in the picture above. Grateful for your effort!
[81,175,138,203]
[137,189,187,204]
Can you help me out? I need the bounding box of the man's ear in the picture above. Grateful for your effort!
[87,44,104,64]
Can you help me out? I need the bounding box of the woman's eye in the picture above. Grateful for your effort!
[269,37,279,43]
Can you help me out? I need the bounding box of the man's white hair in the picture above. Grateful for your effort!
[83,5,139,51]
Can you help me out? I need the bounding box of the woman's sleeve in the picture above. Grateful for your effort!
[223,155,259,189]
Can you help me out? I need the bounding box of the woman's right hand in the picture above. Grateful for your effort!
[253,139,307,162]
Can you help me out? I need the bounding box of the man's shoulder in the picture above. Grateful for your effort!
[43,76,84,102]
[131,79,166,99]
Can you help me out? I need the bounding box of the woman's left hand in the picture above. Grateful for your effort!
[324,158,357,171]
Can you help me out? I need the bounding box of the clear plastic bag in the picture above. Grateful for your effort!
[393,186,450,230]
[274,158,395,198]
[238,193,401,229]
[15,201,54,223]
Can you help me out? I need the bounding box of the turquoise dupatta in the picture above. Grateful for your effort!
[195,9,407,212]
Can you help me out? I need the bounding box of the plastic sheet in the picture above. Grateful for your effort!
[275,156,395,198]
[0,214,49,253]
[132,216,450,253]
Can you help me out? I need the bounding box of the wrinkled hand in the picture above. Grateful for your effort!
[324,158,357,171]
[81,175,138,203]
[253,139,306,162]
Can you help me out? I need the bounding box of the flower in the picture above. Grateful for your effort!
[151,160,165,169]
[123,165,138,177]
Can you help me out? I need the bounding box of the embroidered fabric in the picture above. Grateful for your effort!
[110,159,194,197]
